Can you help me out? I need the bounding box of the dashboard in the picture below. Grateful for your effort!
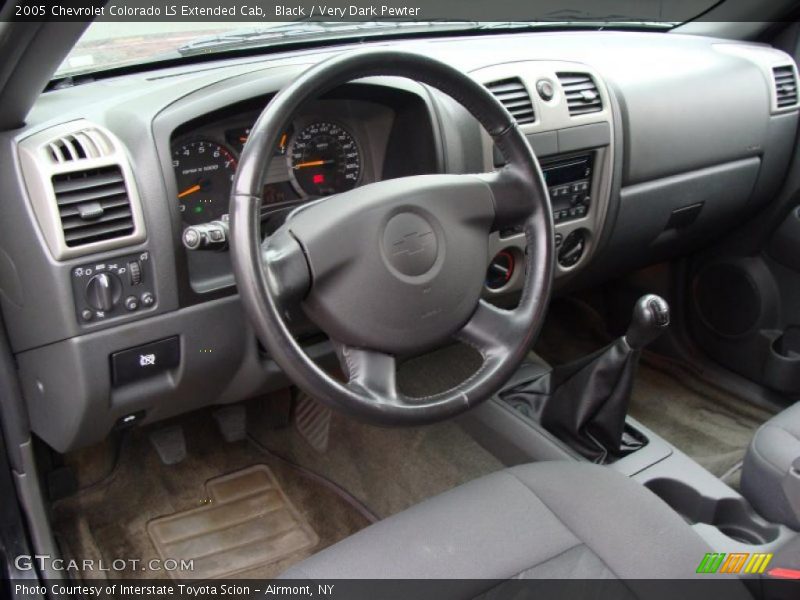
[3,31,799,452]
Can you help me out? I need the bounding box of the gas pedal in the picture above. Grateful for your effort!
[294,391,331,453]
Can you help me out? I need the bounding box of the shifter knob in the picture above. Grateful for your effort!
[625,294,670,350]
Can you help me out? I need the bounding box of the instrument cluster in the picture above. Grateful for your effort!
[171,117,364,227]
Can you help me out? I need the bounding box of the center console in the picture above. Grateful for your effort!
[472,60,615,297]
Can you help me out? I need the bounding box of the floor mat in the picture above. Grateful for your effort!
[534,298,776,483]
[53,413,371,580]
[148,465,318,580]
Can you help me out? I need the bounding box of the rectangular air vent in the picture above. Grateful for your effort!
[485,78,535,124]
[557,72,603,116]
[47,129,113,164]
[773,65,798,109]
[51,166,135,247]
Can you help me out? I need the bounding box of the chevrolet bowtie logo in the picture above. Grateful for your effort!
[392,230,434,257]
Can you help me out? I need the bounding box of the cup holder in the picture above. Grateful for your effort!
[763,326,800,393]
[773,326,800,359]
[645,478,781,545]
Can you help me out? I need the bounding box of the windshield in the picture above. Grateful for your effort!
[55,16,687,79]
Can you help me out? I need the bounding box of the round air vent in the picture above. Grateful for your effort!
[486,250,515,290]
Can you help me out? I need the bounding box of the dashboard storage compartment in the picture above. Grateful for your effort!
[645,478,781,545]
[609,157,760,270]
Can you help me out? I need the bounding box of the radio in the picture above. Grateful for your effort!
[542,154,593,223]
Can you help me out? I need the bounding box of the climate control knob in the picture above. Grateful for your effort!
[85,272,122,312]
[557,230,587,269]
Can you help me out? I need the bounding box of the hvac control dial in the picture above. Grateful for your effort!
[558,230,587,269]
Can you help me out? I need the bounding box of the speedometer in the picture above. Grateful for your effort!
[172,140,237,225]
[287,121,362,197]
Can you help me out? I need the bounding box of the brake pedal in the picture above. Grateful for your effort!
[294,391,331,453]
[213,405,247,442]
[149,425,186,465]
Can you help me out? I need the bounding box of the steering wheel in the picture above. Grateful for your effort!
[229,49,553,425]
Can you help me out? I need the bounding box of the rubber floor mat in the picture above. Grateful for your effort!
[147,465,318,580]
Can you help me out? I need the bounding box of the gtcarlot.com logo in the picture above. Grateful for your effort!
[696,553,772,574]
[15,555,194,572]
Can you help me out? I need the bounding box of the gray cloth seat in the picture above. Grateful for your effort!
[282,462,750,597]
[741,401,800,530]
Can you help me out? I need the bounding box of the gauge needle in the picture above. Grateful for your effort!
[177,184,202,199]
[293,159,333,169]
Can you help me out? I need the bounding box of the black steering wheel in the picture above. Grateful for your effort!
[229,49,553,425]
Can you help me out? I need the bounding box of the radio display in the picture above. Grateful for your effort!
[543,156,592,187]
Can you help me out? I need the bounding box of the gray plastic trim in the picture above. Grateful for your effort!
[714,43,800,115]
[15,441,61,581]
[16,120,147,261]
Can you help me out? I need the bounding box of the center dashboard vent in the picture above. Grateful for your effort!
[557,72,603,116]
[51,166,134,247]
[773,65,798,109]
[485,77,535,124]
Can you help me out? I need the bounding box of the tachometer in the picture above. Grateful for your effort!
[287,121,361,197]
[172,140,237,225]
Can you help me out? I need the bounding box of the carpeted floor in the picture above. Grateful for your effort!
[248,403,503,519]
[53,392,503,579]
[535,298,776,485]
[628,362,774,484]
[52,412,372,580]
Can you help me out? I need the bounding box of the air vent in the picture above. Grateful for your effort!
[773,65,798,109]
[557,72,603,116]
[47,129,113,164]
[485,78,535,124]
[51,166,134,247]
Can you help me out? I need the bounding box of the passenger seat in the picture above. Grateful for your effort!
[741,402,800,530]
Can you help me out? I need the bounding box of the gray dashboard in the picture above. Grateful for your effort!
[1,31,797,451]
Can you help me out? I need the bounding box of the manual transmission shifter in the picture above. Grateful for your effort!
[625,294,670,350]
[500,295,670,463]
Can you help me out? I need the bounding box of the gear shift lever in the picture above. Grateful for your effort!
[501,295,670,462]
[625,294,670,350]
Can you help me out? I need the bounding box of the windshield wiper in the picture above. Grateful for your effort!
[177,21,478,56]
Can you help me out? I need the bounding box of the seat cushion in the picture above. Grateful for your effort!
[282,461,748,597]
[741,401,800,529]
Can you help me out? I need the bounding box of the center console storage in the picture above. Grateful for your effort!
[644,478,782,545]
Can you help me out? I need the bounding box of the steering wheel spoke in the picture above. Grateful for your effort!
[260,228,311,309]
[479,161,546,232]
[334,343,398,402]
[456,299,519,358]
